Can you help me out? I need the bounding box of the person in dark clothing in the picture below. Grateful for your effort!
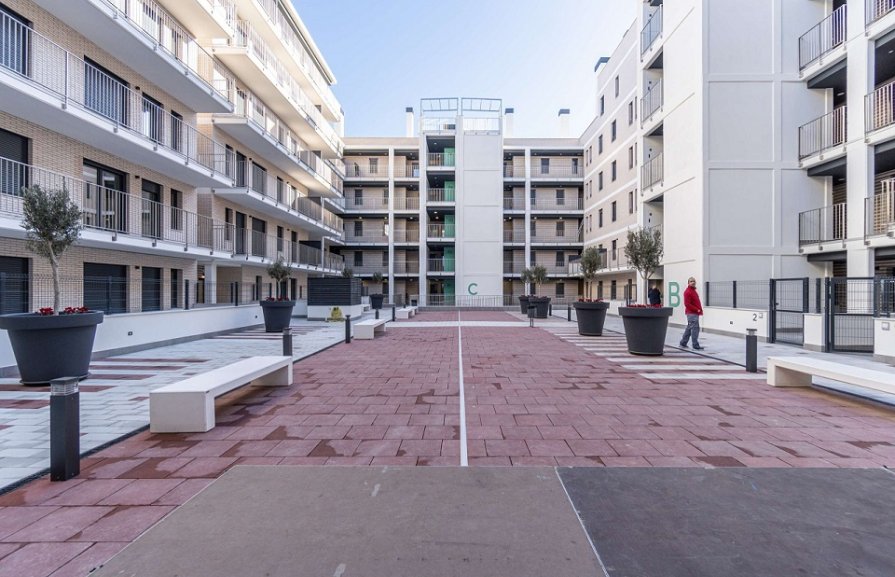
[680,276,704,349]
[648,284,662,306]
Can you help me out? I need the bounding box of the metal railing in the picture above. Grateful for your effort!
[393,162,420,178]
[503,197,523,210]
[866,81,895,132]
[867,0,895,25]
[350,265,388,275]
[230,160,342,233]
[799,203,847,245]
[345,195,389,211]
[530,233,583,244]
[641,5,663,55]
[504,163,523,178]
[394,197,420,210]
[392,228,420,242]
[531,198,583,211]
[799,107,847,158]
[704,280,772,310]
[427,259,455,273]
[344,233,389,243]
[427,188,454,202]
[529,164,583,179]
[799,5,847,69]
[0,12,234,177]
[642,78,663,122]
[230,19,343,155]
[344,160,389,179]
[865,180,895,237]
[503,261,526,274]
[641,153,664,189]
[503,230,525,243]
[427,223,455,239]
[407,294,584,309]
[427,153,455,167]
[104,0,234,101]
[394,261,420,274]
[420,117,456,132]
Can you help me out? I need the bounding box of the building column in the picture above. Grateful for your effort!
[388,147,395,303]
[523,148,532,294]
[418,130,428,305]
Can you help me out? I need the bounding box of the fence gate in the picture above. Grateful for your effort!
[769,278,810,345]
[825,277,876,353]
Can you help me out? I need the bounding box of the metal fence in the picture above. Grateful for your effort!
[704,280,772,310]
[401,294,584,309]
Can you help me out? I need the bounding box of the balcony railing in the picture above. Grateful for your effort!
[504,163,523,178]
[642,78,663,122]
[799,5,847,69]
[420,117,456,132]
[529,165,583,179]
[231,160,342,233]
[799,203,847,245]
[866,81,895,132]
[597,249,630,271]
[427,153,455,168]
[427,258,455,273]
[866,179,895,237]
[641,153,664,189]
[350,265,388,275]
[0,12,233,178]
[230,19,343,155]
[104,0,234,101]
[0,157,343,272]
[345,160,389,179]
[530,233,584,244]
[394,261,419,274]
[641,5,663,55]
[392,229,420,242]
[503,261,526,274]
[344,233,388,244]
[394,162,420,178]
[867,0,895,25]
[427,223,455,239]
[345,196,389,211]
[503,230,525,243]
[428,188,455,202]
[503,197,523,210]
[531,198,584,211]
[799,107,847,158]
[394,197,420,210]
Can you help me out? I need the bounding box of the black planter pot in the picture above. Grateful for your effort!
[259,300,295,333]
[529,296,551,319]
[573,301,610,336]
[370,294,385,310]
[518,295,530,314]
[618,306,673,356]
[0,311,104,385]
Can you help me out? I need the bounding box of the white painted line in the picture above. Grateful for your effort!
[606,356,721,363]
[621,364,736,371]
[641,373,767,380]
[554,468,611,577]
[457,310,468,467]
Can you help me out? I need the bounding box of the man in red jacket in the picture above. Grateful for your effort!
[680,276,704,350]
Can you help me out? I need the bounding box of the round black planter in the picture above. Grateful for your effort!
[518,295,530,314]
[530,296,551,319]
[370,294,385,310]
[618,306,673,356]
[259,300,295,333]
[573,301,610,336]
[0,311,104,385]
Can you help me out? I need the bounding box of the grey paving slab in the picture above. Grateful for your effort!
[93,466,601,577]
[558,467,895,577]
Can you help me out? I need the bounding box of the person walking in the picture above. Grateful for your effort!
[680,277,704,349]
[648,284,662,306]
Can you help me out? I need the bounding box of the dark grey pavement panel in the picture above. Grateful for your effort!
[558,467,895,577]
[94,466,602,577]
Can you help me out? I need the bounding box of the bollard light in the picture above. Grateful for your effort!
[392,305,396,322]
[568,304,571,322]
[345,315,352,344]
[282,327,293,357]
[746,328,758,373]
[50,377,80,481]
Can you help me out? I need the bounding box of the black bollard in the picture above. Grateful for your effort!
[568,304,571,322]
[746,328,758,373]
[375,309,379,320]
[345,315,352,344]
[282,327,293,357]
[392,305,396,322]
[528,304,536,328]
[50,377,80,481]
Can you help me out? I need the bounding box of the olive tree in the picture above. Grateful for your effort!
[578,247,602,298]
[623,226,663,301]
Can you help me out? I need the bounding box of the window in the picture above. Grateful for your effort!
[170,189,182,231]
[629,190,635,214]
[0,4,30,75]
[556,282,565,298]
[381,189,388,207]
[611,201,617,222]
[354,221,363,237]
[572,158,579,176]
[83,160,127,233]
[599,96,605,115]
[598,135,603,154]
[611,239,617,258]
[369,157,378,174]
[585,181,591,199]
[171,111,183,152]
[170,269,181,309]
[614,75,619,97]
[224,207,233,240]
[382,252,388,267]
[354,252,363,267]
[611,161,617,181]
[598,172,603,191]
[141,94,163,144]
[530,219,537,237]
[556,189,565,206]
[277,225,284,252]
[556,221,564,237]
[354,188,363,206]
[610,280,617,300]
[598,280,604,300]
[598,208,603,228]
[611,121,617,142]
[225,145,234,178]
[277,177,285,203]
[251,162,266,194]
[628,146,634,169]
[84,58,129,125]
[235,151,247,187]
[541,158,550,175]
[555,251,565,267]
[628,101,634,125]
[587,146,592,164]
[0,128,29,196]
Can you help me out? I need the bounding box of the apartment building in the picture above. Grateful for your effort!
[0,0,345,317]
[341,100,584,306]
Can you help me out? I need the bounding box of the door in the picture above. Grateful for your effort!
[0,128,29,196]
[84,263,127,314]
[769,278,809,346]
[235,211,246,254]
[0,256,28,313]
[83,162,127,233]
[141,179,162,239]
[0,4,30,76]
[251,217,267,257]
[141,266,161,312]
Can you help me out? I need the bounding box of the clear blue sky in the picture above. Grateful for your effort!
[294,1,637,138]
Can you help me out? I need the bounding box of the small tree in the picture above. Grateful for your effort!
[21,186,82,315]
[266,257,292,299]
[579,247,602,299]
[520,267,533,295]
[623,227,663,302]
[528,264,548,296]
[371,271,383,294]
[341,267,354,278]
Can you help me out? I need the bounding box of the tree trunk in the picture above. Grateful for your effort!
[48,244,60,315]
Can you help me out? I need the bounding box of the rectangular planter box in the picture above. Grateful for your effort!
[308,278,362,307]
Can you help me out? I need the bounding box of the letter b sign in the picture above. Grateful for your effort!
[668,281,681,308]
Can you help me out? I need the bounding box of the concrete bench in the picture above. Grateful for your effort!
[767,356,895,396]
[150,356,292,433]
[355,318,388,339]
[396,307,416,319]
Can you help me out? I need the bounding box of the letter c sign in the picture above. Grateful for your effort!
[468,283,478,295]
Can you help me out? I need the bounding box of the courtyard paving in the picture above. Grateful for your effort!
[1,309,895,575]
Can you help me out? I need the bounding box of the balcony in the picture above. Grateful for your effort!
[213,90,342,196]
[344,196,389,212]
[799,5,847,71]
[530,233,583,246]
[866,180,895,239]
[641,153,664,190]
[596,249,630,272]
[0,18,233,187]
[394,163,420,179]
[531,198,584,212]
[156,0,234,38]
[420,117,456,133]
[393,229,420,243]
[798,203,846,246]
[231,229,343,272]
[799,107,846,159]
[350,265,388,276]
[394,261,420,275]
[641,5,663,56]
[394,197,420,211]
[867,0,895,28]
[427,188,455,203]
[503,230,525,244]
[427,223,455,240]
[642,79,663,124]
[427,258,455,274]
[212,19,343,157]
[344,233,388,245]
[529,164,583,180]
[504,163,524,180]
[503,261,525,274]
[31,0,234,112]
[866,81,895,137]
[215,163,341,237]
[503,198,524,211]
[427,153,456,169]
[344,161,389,180]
